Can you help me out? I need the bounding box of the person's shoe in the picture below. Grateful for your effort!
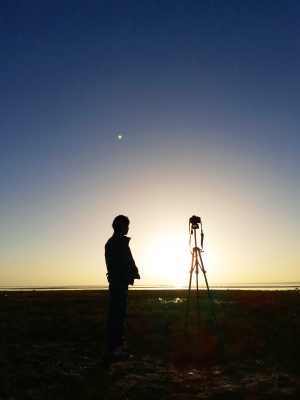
[102,351,113,367]
[102,347,133,366]
[111,347,131,361]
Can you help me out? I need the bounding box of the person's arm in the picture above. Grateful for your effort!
[127,246,140,285]
[105,241,121,282]
[105,243,113,282]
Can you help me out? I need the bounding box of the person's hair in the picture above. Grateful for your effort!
[112,215,130,232]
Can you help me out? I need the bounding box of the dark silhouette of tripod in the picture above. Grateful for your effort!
[185,217,215,327]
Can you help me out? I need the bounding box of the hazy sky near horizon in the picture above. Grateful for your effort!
[1,0,300,287]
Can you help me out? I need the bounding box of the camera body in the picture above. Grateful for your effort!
[189,215,201,229]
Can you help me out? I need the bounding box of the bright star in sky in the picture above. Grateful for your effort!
[117,133,123,140]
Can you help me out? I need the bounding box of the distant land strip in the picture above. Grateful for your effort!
[1,283,300,291]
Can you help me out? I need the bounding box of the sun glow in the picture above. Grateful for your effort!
[138,226,220,288]
[141,232,192,288]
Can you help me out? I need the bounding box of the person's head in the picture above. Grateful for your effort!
[112,215,130,235]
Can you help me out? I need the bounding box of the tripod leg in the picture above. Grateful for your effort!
[198,250,217,322]
[195,254,199,297]
[198,251,225,360]
[195,254,200,303]
[198,250,211,295]
[195,258,201,325]
[185,250,195,329]
[195,259,199,296]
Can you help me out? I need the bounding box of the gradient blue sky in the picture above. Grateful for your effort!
[1,1,299,287]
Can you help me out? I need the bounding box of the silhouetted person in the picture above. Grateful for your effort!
[104,215,140,362]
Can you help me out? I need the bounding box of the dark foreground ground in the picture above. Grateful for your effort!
[1,289,300,399]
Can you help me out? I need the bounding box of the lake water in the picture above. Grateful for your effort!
[1,283,300,291]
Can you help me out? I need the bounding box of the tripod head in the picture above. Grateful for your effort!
[189,215,204,249]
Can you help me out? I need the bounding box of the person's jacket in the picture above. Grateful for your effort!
[105,234,140,286]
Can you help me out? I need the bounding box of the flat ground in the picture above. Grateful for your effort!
[1,290,300,399]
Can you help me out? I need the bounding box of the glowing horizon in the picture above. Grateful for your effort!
[1,2,300,287]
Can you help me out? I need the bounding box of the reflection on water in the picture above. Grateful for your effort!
[156,297,237,305]
[157,297,184,304]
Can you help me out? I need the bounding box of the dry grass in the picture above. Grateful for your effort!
[1,289,300,399]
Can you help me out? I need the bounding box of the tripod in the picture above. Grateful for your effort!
[185,216,215,326]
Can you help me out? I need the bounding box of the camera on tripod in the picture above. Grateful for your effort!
[189,215,201,230]
[189,215,204,249]
[185,215,216,331]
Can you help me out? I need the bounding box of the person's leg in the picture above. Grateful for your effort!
[117,286,128,349]
[106,285,119,353]
[106,284,128,353]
